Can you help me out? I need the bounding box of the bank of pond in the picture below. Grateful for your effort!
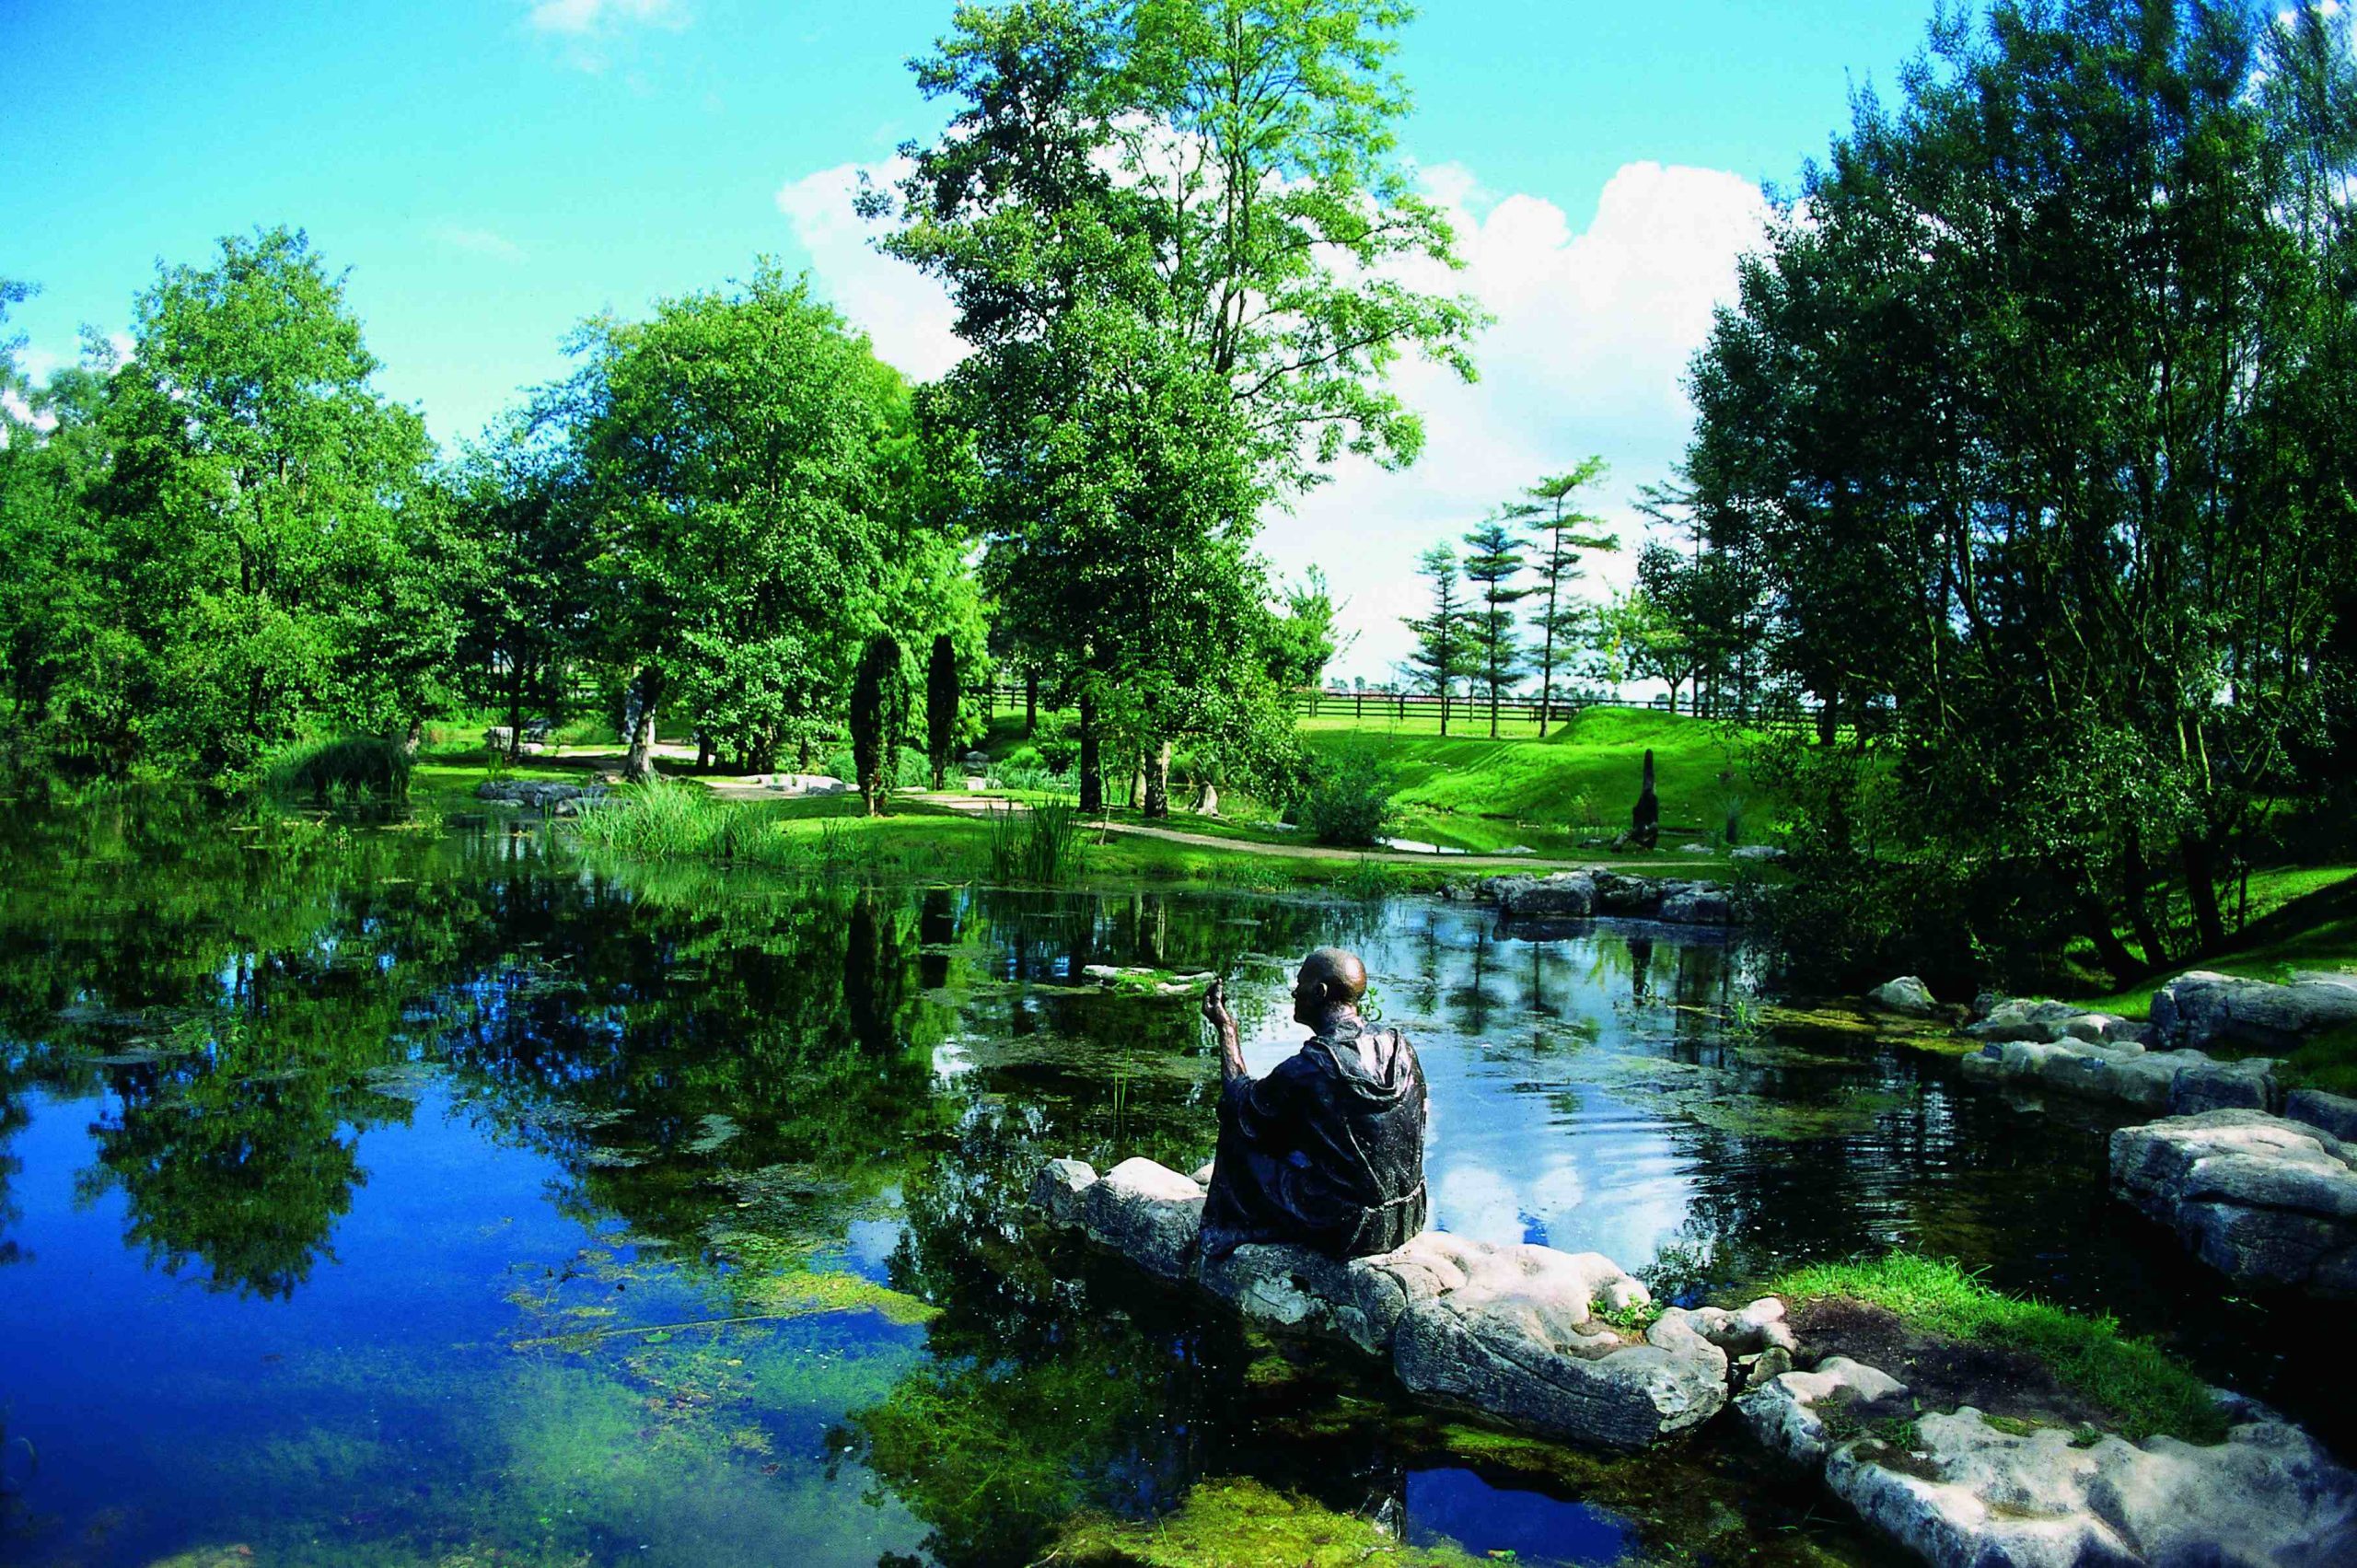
[0,791,2350,1567]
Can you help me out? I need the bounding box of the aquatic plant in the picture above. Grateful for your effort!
[266,735,413,803]
[987,796,1087,885]
[1051,1477,1490,1567]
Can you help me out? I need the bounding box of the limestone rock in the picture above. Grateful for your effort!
[1826,1408,2357,1568]
[2110,1110,2357,1296]
[1032,1157,1098,1227]
[1736,1357,1910,1470]
[1079,1157,1205,1283]
[2166,1056,2281,1115]
[1387,1235,1727,1449]
[1958,1038,2215,1114]
[1199,1244,1411,1358]
[1656,884,1734,924]
[2288,1088,2357,1144]
[1868,977,1940,1018]
[1027,1158,1729,1448]
[1505,872,1595,918]
[476,780,609,810]
[1729,844,1787,865]
[1967,998,2134,1047]
[2153,970,2357,1055]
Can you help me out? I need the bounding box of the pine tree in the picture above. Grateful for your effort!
[1504,459,1617,735]
[1402,546,1475,738]
[1459,521,1530,738]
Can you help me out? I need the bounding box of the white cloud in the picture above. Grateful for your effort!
[770,154,1771,686]
[773,161,966,382]
[432,224,527,262]
[527,0,686,36]
[1274,160,1771,683]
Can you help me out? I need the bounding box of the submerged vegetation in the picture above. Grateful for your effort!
[1050,1478,1489,1568]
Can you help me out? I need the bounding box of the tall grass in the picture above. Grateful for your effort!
[987,797,1087,885]
[265,735,412,803]
[573,779,882,877]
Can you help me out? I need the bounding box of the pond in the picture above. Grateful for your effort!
[0,792,2342,1568]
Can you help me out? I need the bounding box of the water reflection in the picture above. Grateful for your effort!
[0,791,2340,1567]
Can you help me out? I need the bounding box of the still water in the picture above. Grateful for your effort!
[0,794,2338,1567]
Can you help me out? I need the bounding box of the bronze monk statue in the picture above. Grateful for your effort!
[1197,947,1429,1259]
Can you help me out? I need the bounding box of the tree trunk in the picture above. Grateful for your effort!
[1076,694,1103,814]
[696,733,713,771]
[1142,739,1173,819]
[623,667,663,783]
[508,657,526,762]
[2181,830,2228,954]
[2081,895,2146,985]
[1025,670,1039,736]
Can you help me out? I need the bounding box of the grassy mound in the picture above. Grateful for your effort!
[1307,708,1759,856]
[1766,1254,2227,1445]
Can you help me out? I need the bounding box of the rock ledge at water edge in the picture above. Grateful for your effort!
[2110,1109,2357,1297]
[1740,1357,2357,1567]
[1032,1156,1790,1449]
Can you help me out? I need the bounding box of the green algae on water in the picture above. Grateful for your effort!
[1050,1478,1489,1568]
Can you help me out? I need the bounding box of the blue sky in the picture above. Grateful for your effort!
[2,0,1943,679]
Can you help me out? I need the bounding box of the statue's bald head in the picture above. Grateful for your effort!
[1294,947,1367,1025]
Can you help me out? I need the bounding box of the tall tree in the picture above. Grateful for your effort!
[851,631,903,815]
[1680,0,2357,981]
[559,267,920,781]
[871,0,1480,816]
[97,227,447,786]
[1504,459,1616,735]
[1402,544,1473,738]
[925,632,960,789]
[1457,519,1528,738]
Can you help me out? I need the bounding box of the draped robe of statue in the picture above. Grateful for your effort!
[1199,1015,1428,1260]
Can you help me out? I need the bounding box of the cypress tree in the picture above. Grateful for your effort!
[925,633,959,790]
[852,632,901,815]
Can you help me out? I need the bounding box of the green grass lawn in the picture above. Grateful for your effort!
[979,704,1766,860]
[1316,706,1762,856]
[2083,865,2357,1018]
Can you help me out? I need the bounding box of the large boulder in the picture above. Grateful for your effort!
[1737,1356,1910,1470]
[1032,1158,1735,1448]
[1958,1038,2210,1114]
[2167,1056,2281,1115]
[1199,1243,1413,1358]
[2152,970,2357,1055]
[1385,1234,1728,1450]
[1868,977,1941,1018]
[1078,1157,1206,1283]
[2287,1088,2357,1144]
[1967,997,2136,1047]
[1656,883,1734,924]
[1747,1358,2357,1567]
[1512,871,1596,917]
[2110,1110,2357,1296]
[1827,1408,2357,1568]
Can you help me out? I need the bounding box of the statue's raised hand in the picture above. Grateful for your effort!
[1201,976,1234,1032]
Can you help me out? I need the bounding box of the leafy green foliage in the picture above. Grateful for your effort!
[267,735,413,804]
[1679,0,2357,981]
[1294,740,1397,847]
[0,228,451,788]
[851,632,903,814]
